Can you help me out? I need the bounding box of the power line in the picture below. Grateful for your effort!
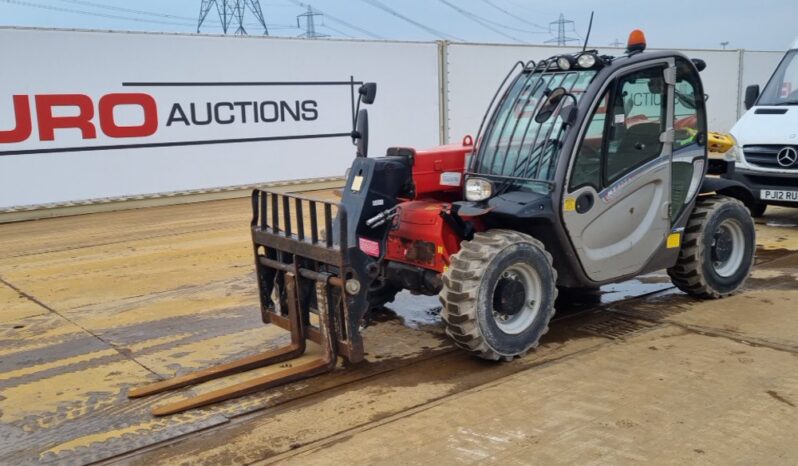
[501,0,546,17]
[477,0,548,31]
[436,0,525,43]
[286,0,384,39]
[53,0,198,23]
[0,0,200,27]
[319,24,355,39]
[360,0,462,41]
[544,13,579,46]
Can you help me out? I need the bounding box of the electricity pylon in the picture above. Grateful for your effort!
[198,0,268,35]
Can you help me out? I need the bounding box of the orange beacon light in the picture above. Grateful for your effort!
[627,29,647,53]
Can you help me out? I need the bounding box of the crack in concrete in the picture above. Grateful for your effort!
[0,275,160,377]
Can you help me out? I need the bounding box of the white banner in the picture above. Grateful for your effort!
[0,28,784,210]
[446,43,758,143]
[0,28,441,208]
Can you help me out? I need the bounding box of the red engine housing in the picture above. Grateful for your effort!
[383,136,477,273]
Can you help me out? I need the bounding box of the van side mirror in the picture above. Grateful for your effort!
[359,82,377,105]
[744,85,760,110]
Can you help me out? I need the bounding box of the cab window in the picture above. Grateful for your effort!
[671,58,707,221]
[570,66,666,190]
[605,67,666,184]
[570,93,608,190]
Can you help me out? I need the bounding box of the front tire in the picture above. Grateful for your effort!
[748,201,767,218]
[440,230,557,361]
[668,196,755,298]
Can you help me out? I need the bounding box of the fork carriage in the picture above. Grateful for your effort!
[128,189,373,416]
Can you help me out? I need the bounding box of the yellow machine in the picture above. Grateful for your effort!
[708,131,735,156]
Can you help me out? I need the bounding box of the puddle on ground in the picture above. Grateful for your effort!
[373,273,674,331]
[383,293,442,330]
[766,220,798,228]
[598,275,673,305]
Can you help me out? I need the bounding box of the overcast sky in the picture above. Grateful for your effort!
[0,0,794,51]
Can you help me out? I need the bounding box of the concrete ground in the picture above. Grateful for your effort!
[1,190,796,465]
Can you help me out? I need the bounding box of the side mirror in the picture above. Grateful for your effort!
[744,85,760,110]
[352,109,369,157]
[535,87,567,124]
[359,82,377,105]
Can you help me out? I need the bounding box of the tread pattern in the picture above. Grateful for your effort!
[667,196,752,299]
[439,230,558,361]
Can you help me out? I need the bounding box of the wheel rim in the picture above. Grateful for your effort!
[711,218,745,277]
[491,262,542,334]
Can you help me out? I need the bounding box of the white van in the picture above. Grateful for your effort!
[727,37,798,216]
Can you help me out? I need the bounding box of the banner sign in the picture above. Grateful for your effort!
[0,28,441,208]
[0,80,360,156]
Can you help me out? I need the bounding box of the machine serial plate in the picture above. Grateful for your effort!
[761,190,798,202]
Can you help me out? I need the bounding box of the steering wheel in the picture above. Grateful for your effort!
[508,138,563,179]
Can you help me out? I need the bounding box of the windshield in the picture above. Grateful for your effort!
[472,69,597,192]
[759,49,798,105]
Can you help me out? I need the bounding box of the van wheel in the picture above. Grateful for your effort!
[668,196,755,298]
[439,230,557,361]
[748,201,767,218]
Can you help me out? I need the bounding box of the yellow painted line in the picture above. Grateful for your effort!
[41,418,179,458]
[0,347,119,382]
[124,332,195,354]
[0,361,152,422]
[133,326,286,377]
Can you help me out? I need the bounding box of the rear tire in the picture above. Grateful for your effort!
[668,196,755,298]
[440,230,557,361]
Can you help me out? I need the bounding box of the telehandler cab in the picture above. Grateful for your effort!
[130,30,756,415]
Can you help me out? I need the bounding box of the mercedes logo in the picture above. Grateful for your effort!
[776,146,798,168]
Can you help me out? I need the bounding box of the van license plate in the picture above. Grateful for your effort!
[761,190,798,202]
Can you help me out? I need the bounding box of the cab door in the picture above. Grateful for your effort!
[562,60,675,282]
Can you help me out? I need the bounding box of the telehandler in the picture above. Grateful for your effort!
[130,30,756,415]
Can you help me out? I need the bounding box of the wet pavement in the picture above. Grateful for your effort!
[0,193,796,465]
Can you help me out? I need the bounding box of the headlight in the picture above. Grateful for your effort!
[724,136,743,163]
[577,53,596,68]
[556,56,572,70]
[724,145,743,163]
[465,178,493,202]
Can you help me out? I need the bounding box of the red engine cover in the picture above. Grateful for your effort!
[382,135,481,273]
[385,201,462,273]
[410,135,473,199]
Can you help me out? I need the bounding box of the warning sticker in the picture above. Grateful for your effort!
[440,172,462,187]
[666,232,681,248]
[351,175,364,192]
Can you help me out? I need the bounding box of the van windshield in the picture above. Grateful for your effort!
[759,49,798,105]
